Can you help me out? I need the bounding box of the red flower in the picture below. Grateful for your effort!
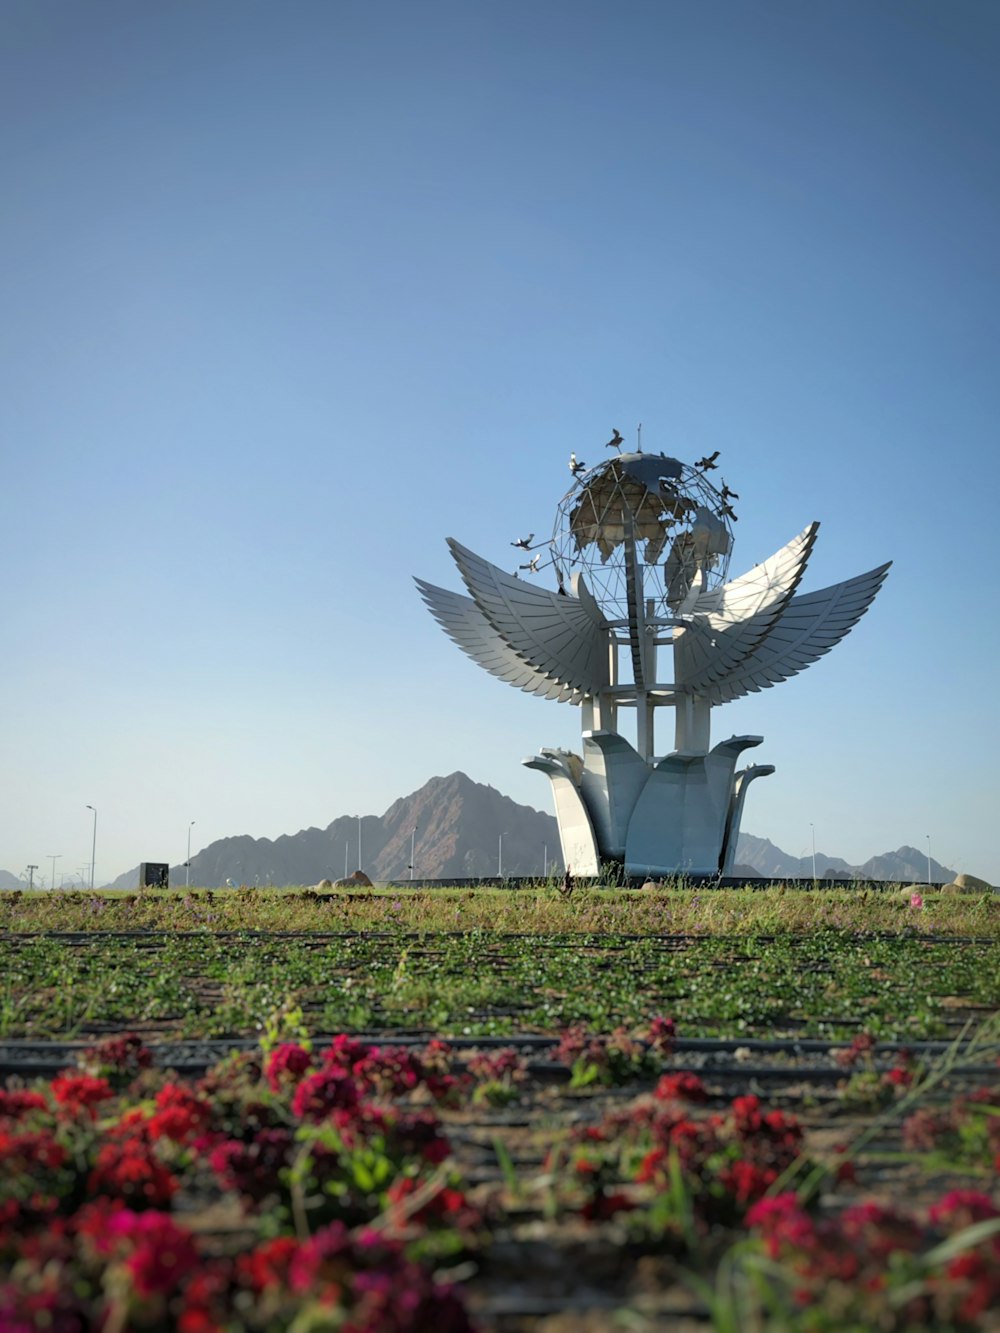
[929,1189,1000,1230]
[884,1066,913,1087]
[106,1208,200,1296]
[654,1071,708,1104]
[730,1095,763,1136]
[265,1042,315,1092]
[746,1192,816,1258]
[291,1065,360,1121]
[0,1090,48,1120]
[148,1084,213,1143]
[237,1235,300,1292]
[50,1073,115,1115]
[88,1136,178,1208]
[646,1015,677,1055]
[719,1159,778,1205]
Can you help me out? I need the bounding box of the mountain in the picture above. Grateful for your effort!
[732,834,956,885]
[0,869,24,889]
[110,773,563,889]
[95,773,956,889]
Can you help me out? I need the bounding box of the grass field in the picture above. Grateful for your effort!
[2,884,998,1330]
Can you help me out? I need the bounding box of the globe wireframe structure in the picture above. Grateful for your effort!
[550,453,735,623]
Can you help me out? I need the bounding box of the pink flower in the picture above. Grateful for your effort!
[107,1209,200,1295]
[910,892,923,909]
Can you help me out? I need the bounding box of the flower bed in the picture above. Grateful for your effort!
[1,1021,998,1329]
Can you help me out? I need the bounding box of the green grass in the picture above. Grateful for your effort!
[1,882,997,936]
[1,922,996,1042]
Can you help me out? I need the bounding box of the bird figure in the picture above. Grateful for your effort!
[720,480,739,501]
[719,501,738,521]
[605,428,624,450]
[569,453,586,475]
[695,451,720,471]
[510,533,535,550]
[520,553,541,574]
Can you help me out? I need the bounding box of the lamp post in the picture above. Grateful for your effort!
[86,806,97,891]
[543,844,548,877]
[498,833,503,878]
[186,821,195,889]
[810,823,817,884]
[409,826,417,882]
[48,854,61,891]
[926,834,932,887]
[357,817,362,873]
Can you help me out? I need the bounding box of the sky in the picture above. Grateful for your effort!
[2,0,999,885]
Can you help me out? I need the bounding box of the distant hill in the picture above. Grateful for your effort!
[110,772,563,889]
[100,772,961,891]
[733,834,956,885]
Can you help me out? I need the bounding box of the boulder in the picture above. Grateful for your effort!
[333,870,373,888]
[941,872,994,895]
[954,872,994,893]
[899,884,929,899]
[315,879,334,891]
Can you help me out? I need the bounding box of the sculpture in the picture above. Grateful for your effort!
[416,442,890,878]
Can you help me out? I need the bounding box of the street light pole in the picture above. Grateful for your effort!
[86,806,97,891]
[357,817,362,873]
[498,833,503,878]
[926,834,932,887]
[186,821,196,889]
[48,854,61,891]
[810,823,816,883]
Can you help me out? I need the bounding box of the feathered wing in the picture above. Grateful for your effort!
[697,561,892,705]
[415,579,581,702]
[675,524,819,689]
[447,539,609,695]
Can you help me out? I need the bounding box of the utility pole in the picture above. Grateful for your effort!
[409,826,417,882]
[498,833,503,878]
[48,854,61,891]
[810,823,817,883]
[926,834,932,886]
[86,805,97,891]
[186,821,196,889]
[26,865,37,890]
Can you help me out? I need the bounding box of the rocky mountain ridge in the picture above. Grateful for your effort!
[70,772,962,889]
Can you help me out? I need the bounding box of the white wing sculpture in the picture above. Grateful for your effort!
[415,579,582,703]
[675,523,819,691]
[698,561,892,705]
[447,538,609,696]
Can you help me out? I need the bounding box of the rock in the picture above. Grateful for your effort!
[899,884,929,898]
[315,879,334,891]
[941,873,994,895]
[640,879,664,892]
[954,872,993,893]
[332,870,373,888]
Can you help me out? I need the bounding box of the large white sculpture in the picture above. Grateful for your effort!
[417,445,890,877]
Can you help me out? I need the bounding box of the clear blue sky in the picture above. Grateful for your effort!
[3,0,998,884]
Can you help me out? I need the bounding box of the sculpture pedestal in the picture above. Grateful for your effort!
[525,733,773,878]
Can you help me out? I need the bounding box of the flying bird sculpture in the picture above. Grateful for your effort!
[511,534,535,549]
[417,443,890,877]
[605,429,625,450]
[695,451,720,471]
[569,453,586,475]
